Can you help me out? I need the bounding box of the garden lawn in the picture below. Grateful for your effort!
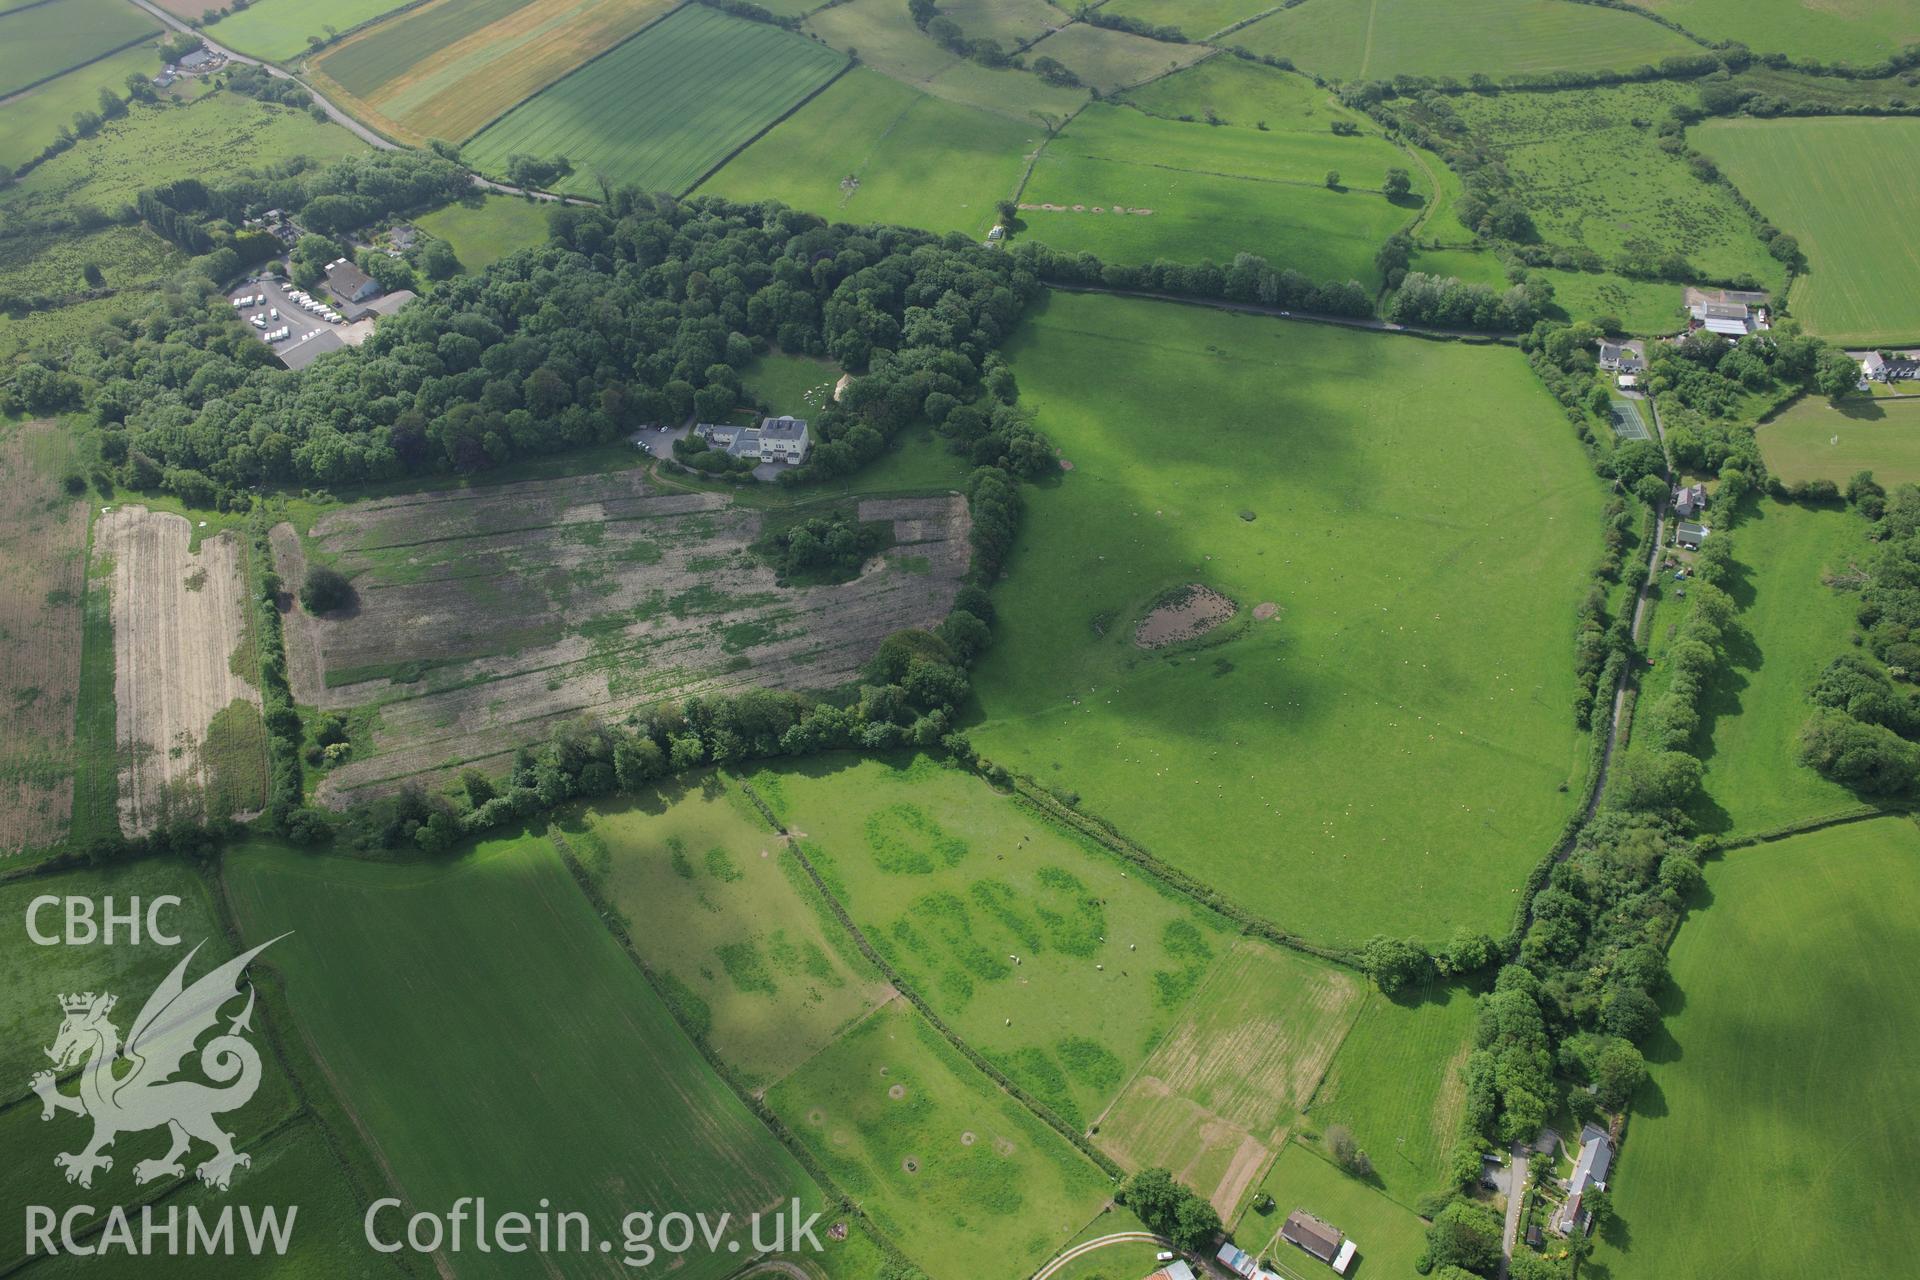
[207,0,416,61]
[0,43,159,170]
[223,835,832,1280]
[1300,985,1479,1207]
[1021,22,1207,93]
[1637,0,1920,64]
[1534,268,1684,334]
[1599,817,1920,1280]
[1120,56,1373,134]
[464,6,848,197]
[1101,0,1278,39]
[1694,116,1920,344]
[748,752,1238,1131]
[414,195,552,271]
[768,999,1112,1279]
[1683,495,1865,836]
[1094,938,1366,1214]
[971,292,1605,948]
[1019,104,1418,283]
[1448,82,1785,293]
[742,349,843,418]
[1232,1141,1431,1278]
[1760,394,1920,488]
[697,68,1035,239]
[0,0,158,98]
[556,774,890,1088]
[1230,0,1700,81]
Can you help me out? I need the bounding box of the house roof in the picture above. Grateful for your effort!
[1572,1124,1613,1191]
[1703,317,1749,337]
[760,414,808,441]
[1215,1243,1255,1277]
[1701,301,1749,320]
[1677,521,1709,543]
[367,289,415,317]
[278,328,345,371]
[324,257,377,298]
[1598,342,1625,363]
[1863,352,1889,372]
[1282,1210,1344,1261]
[1149,1263,1195,1280]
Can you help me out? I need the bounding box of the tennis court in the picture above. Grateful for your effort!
[1611,398,1651,440]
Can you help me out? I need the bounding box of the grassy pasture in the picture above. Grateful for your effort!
[1301,985,1479,1205]
[748,752,1238,1132]
[1678,495,1864,836]
[1694,116,1920,344]
[312,0,680,144]
[224,835,830,1280]
[1095,939,1365,1214]
[742,349,843,417]
[206,0,417,61]
[1100,0,1278,39]
[1022,22,1208,93]
[697,67,1036,239]
[1534,267,1684,334]
[1019,104,1417,282]
[971,292,1604,947]
[0,42,158,170]
[1638,0,1920,63]
[1230,0,1700,81]
[558,774,889,1088]
[1760,394,1920,488]
[769,1000,1112,1278]
[1599,818,1920,1280]
[0,93,367,222]
[804,0,1087,122]
[465,6,847,196]
[1233,1142,1431,1280]
[940,0,1066,47]
[413,194,552,271]
[0,0,158,98]
[1447,82,1783,294]
[1120,56,1372,134]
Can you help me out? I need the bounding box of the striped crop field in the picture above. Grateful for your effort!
[465,5,848,197]
[0,0,158,99]
[309,0,679,144]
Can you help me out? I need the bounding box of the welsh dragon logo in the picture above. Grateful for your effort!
[30,937,283,1192]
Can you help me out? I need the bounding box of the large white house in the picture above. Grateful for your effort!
[693,414,811,466]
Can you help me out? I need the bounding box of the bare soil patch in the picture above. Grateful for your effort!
[95,508,262,834]
[0,424,88,852]
[1134,584,1236,649]
[1253,601,1279,620]
[292,471,970,807]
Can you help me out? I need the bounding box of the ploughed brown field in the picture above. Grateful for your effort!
[276,469,970,806]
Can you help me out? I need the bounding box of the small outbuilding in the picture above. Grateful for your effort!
[324,257,382,305]
[1146,1262,1195,1280]
[1675,520,1710,550]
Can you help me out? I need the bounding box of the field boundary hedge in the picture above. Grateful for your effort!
[544,825,922,1273]
[730,777,1127,1180]
[679,56,853,197]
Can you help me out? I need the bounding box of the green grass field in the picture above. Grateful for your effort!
[464,6,847,198]
[1101,0,1277,39]
[1095,938,1365,1213]
[970,292,1604,948]
[0,42,159,170]
[742,349,843,418]
[1,92,367,223]
[1230,0,1701,81]
[1021,22,1207,93]
[804,0,1087,122]
[939,0,1065,46]
[557,775,889,1088]
[1535,268,1685,334]
[414,194,553,271]
[1019,104,1418,282]
[1120,56,1373,134]
[224,835,832,1280]
[1448,82,1784,294]
[768,999,1112,1278]
[1301,985,1478,1206]
[1694,116,1920,344]
[1638,0,1920,63]
[697,67,1037,238]
[1233,1141,1431,1280]
[0,0,158,98]
[747,752,1239,1132]
[1681,495,1865,836]
[1760,394,1920,487]
[207,0,416,61]
[1599,818,1920,1280]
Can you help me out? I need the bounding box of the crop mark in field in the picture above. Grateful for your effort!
[279,472,970,807]
[95,507,263,835]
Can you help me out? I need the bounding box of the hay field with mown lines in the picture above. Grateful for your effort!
[1598,818,1920,1280]
[465,5,848,196]
[195,0,417,61]
[0,0,157,99]
[225,834,837,1280]
[309,0,680,144]
[1230,0,1702,81]
[1694,116,1920,344]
